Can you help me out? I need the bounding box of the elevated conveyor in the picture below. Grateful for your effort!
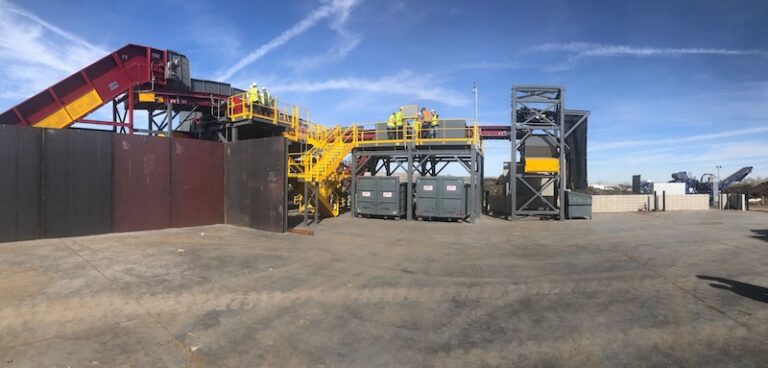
[0,44,232,135]
[0,44,168,129]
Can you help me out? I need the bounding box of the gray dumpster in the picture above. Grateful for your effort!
[415,177,468,220]
[565,191,592,219]
[355,176,407,218]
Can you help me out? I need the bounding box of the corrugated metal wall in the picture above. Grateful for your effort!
[113,135,171,232]
[0,125,42,242]
[170,138,225,228]
[42,129,113,238]
[0,128,290,243]
[225,137,287,233]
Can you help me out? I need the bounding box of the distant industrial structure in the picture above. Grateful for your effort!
[632,167,753,205]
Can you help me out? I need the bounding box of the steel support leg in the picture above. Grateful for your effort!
[406,151,414,221]
[303,181,309,226]
[351,151,357,217]
[314,182,319,224]
[166,102,173,137]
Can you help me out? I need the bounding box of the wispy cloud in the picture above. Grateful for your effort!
[0,1,106,105]
[591,126,768,151]
[216,0,362,81]
[528,42,768,58]
[526,42,768,71]
[287,32,362,71]
[273,70,469,106]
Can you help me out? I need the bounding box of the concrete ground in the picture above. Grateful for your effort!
[1,211,767,367]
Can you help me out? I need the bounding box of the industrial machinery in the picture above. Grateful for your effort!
[0,43,591,225]
[0,44,233,137]
[670,167,753,200]
[486,86,590,220]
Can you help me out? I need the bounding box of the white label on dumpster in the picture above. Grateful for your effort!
[446,185,457,191]
[423,185,434,191]
[382,192,393,198]
[361,191,371,197]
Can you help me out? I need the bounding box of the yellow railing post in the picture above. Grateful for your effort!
[272,98,278,125]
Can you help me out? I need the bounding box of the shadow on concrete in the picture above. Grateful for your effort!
[696,275,768,304]
[751,229,768,242]
[287,215,308,229]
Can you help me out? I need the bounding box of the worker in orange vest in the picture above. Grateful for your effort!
[421,108,432,139]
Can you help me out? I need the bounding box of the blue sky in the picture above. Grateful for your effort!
[1,0,766,183]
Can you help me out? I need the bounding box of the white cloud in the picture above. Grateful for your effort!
[526,42,768,71]
[0,1,106,106]
[272,70,470,107]
[527,42,768,58]
[591,126,768,151]
[287,32,362,71]
[215,0,362,81]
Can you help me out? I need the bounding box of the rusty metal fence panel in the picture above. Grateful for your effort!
[113,135,171,232]
[170,138,224,227]
[42,129,113,238]
[0,125,42,242]
[225,137,287,233]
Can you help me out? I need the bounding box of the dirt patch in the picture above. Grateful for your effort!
[0,267,52,303]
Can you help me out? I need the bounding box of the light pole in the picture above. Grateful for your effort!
[473,82,478,125]
[715,165,722,208]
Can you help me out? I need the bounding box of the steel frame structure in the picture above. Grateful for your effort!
[510,86,565,220]
[350,145,483,222]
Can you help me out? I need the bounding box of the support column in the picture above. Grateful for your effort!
[127,86,134,134]
[166,102,173,137]
[468,148,477,223]
[558,92,566,221]
[406,150,414,221]
[303,181,309,226]
[350,150,357,217]
[314,182,319,224]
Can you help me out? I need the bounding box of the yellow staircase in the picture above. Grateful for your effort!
[289,125,357,217]
[227,92,357,218]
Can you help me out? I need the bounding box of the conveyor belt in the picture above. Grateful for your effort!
[0,44,171,128]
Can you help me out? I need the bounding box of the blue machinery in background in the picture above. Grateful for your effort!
[670,166,753,195]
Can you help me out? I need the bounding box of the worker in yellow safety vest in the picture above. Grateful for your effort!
[248,83,260,105]
[387,112,396,139]
[395,108,404,140]
[430,110,439,138]
[412,116,421,140]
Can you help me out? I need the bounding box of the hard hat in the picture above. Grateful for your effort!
[250,82,256,87]
[431,110,436,113]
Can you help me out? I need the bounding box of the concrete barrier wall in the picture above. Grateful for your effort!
[592,195,653,213]
[664,194,710,211]
[592,194,709,213]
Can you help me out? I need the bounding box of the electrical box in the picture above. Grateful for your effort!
[401,105,419,119]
